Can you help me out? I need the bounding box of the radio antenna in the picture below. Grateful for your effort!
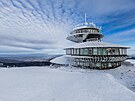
[85,13,87,23]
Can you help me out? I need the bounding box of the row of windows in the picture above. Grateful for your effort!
[72,58,121,68]
[71,29,99,34]
[72,56,126,62]
[66,48,127,55]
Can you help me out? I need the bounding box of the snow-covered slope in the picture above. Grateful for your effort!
[106,59,135,92]
[126,59,135,65]
[0,67,135,101]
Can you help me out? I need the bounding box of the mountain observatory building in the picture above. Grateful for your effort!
[51,16,129,69]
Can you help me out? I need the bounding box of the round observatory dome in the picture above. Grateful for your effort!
[67,22,103,43]
[73,22,101,30]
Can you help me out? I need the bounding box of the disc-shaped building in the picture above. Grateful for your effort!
[51,16,129,69]
[64,22,129,69]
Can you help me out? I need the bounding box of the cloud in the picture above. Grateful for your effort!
[0,0,79,53]
[77,0,135,34]
[103,28,135,55]
[0,0,135,54]
[104,28,135,43]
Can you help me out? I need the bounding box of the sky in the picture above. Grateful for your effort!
[0,0,135,55]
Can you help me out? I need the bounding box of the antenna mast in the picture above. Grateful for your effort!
[85,13,87,24]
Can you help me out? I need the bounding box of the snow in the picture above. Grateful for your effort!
[126,59,135,65]
[65,41,129,49]
[50,55,68,65]
[0,66,135,101]
[107,59,135,92]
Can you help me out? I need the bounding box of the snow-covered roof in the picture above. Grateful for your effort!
[50,55,68,65]
[73,22,101,30]
[65,55,95,59]
[65,41,129,49]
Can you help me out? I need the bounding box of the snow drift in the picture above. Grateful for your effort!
[0,67,135,101]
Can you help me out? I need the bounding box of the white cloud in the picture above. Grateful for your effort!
[103,28,135,55]
[104,28,135,42]
[0,0,135,54]
[0,0,79,54]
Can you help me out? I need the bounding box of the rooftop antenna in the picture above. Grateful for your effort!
[85,13,86,23]
[85,13,88,25]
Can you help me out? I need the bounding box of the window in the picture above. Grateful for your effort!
[102,48,107,55]
[66,49,70,55]
[82,29,84,33]
[93,48,97,55]
[80,48,88,55]
[108,63,112,67]
[66,50,67,54]
[87,29,90,32]
[91,30,93,33]
[78,30,81,33]
[125,49,127,55]
[71,49,74,55]
[124,49,126,55]
[98,48,102,55]
[107,48,116,55]
[76,48,80,55]
[67,49,72,55]
[83,48,88,55]
[89,48,92,55]
[95,30,97,33]
[120,48,125,55]
[80,49,84,55]
[119,49,122,55]
[115,48,119,55]
[112,49,116,55]
[74,49,76,55]
[96,63,101,67]
[121,49,124,55]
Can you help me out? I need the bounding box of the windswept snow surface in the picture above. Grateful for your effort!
[126,59,135,66]
[0,67,135,101]
[106,59,135,92]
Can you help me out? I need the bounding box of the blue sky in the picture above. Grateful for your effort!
[0,0,135,55]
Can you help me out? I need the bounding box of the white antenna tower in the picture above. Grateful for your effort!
[85,13,87,23]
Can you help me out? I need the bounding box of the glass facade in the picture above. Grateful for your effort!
[107,48,120,55]
[69,57,123,69]
[71,29,99,34]
[66,48,127,56]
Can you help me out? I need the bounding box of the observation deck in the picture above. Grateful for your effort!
[67,22,103,43]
